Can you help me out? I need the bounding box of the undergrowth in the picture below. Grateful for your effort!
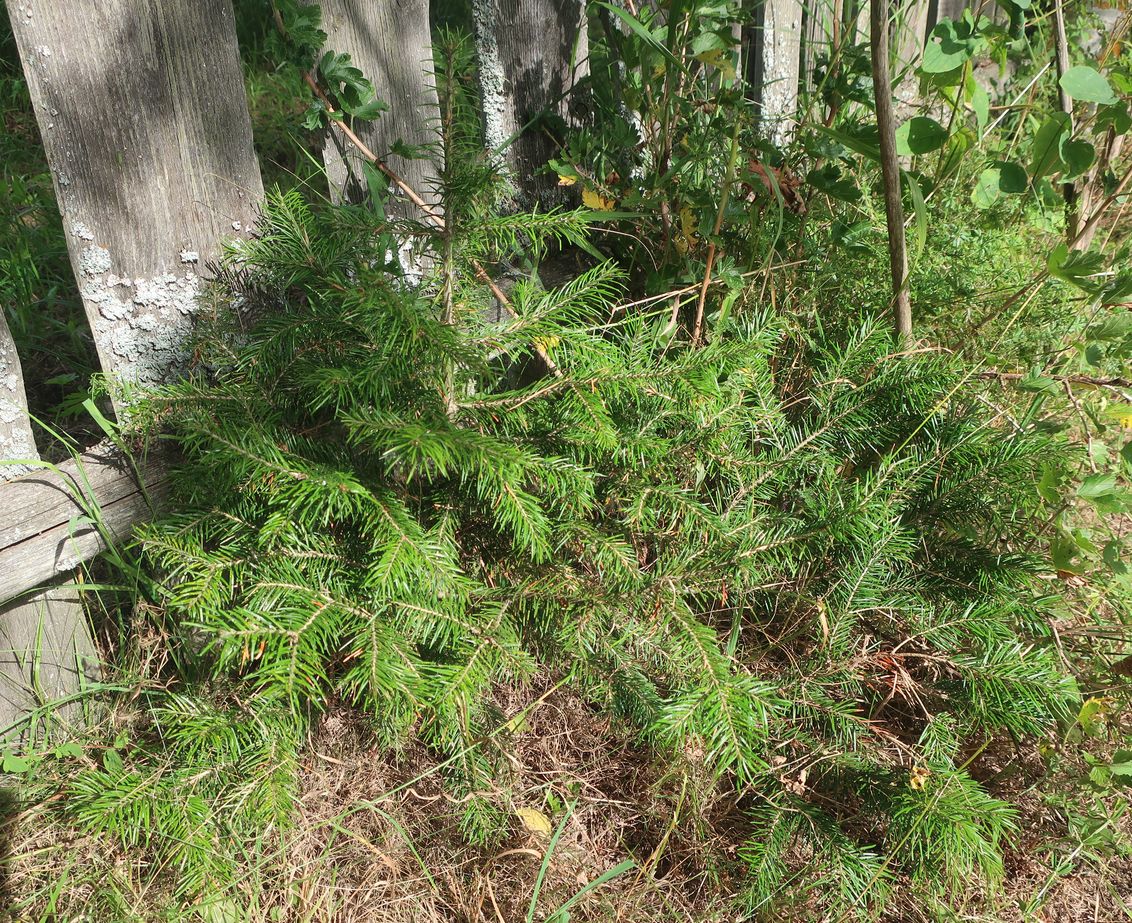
[100,159,1076,913]
[2,6,1130,923]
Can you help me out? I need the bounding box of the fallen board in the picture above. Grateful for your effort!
[1,445,170,603]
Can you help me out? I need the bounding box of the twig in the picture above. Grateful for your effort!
[691,120,742,346]
[977,370,1131,389]
[1052,0,1080,242]
[298,69,563,376]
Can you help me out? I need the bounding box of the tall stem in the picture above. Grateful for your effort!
[1052,0,1080,243]
[870,0,912,345]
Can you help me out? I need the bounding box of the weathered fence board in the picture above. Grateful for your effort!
[895,0,931,71]
[1,445,170,604]
[0,312,35,481]
[749,0,804,145]
[5,0,263,738]
[0,585,100,740]
[8,0,263,397]
[317,0,442,214]
[1,310,98,738]
[471,0,589,204]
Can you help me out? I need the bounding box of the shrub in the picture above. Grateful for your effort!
[130,185,1077,910]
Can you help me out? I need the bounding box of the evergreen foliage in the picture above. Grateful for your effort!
[127,163,1078,908]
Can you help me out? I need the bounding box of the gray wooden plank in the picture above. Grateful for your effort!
[1,445,170,602]
[472,0,589,205]
[0,585,101,742]
[750,0,804,145]
[317,0,442,217]
[8,0,263,399]
[0,310,36,482]
[1,298,99,741]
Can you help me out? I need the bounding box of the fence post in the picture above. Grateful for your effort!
[894,0,931,73]
[316,0,442,216]
[471,0,589,205]
[5,0,264,736]
[8,0,264,399]
[0,313,97,741]
[748,0,804,145]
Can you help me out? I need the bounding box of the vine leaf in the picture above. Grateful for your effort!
[1059,65,1117,105]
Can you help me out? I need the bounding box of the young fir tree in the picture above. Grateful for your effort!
[120,32,1078,916]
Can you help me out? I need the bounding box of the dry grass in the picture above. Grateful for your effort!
[2,672,1130,922]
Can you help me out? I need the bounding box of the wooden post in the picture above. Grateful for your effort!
[5,0,263,738]
[0,313,98,742]
[471,0,589,206]
[894,0,930,73]
[932,0,969,28]
[316,0,442,216]
[749,0,804,146]
[870,0,913,344]
[1052,0,1080,243]
[8,0,264,400]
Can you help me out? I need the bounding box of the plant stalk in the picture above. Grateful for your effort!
[870,0,913,345]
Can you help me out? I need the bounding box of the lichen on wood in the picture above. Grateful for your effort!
[471,0,589,206]
[8,0,264,401]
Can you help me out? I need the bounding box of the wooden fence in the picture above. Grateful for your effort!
[0,0,980,733]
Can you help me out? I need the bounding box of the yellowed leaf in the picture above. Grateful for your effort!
[694,48,736,82]
[674,205,698,255]
[515,807,553,836]
[582,187,616,210]
[557,174,577,187]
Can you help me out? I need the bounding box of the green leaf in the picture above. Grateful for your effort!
[1050,532,1083,573]
[1028,112,1071,179]
[362,161,388,215]
[2,751,30,774]
[348,97,389,121]
[964,73,991,132]
[895,117,950,156]
[806,164,861,202]
[972,167,1002,207]
[1048,243,1106,290]
[54,741,84,760]
[903,172,929,263]
[995,160,1029,193]
[1096,102,1131,135]
[921,20,975,73]
[1077,473,1126,513]
[937,127,975,180]
[815,124,881,161]
[1060,139,1095,181]
[301,100,327,131]
[1059,65,1118,105]
[1087,312,1132,341]
[1102,540,1127,575]
[1110,750,1132,778]
[1017,368,1059,394]
[595,2,678,64]
[1076,696,1109,738]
